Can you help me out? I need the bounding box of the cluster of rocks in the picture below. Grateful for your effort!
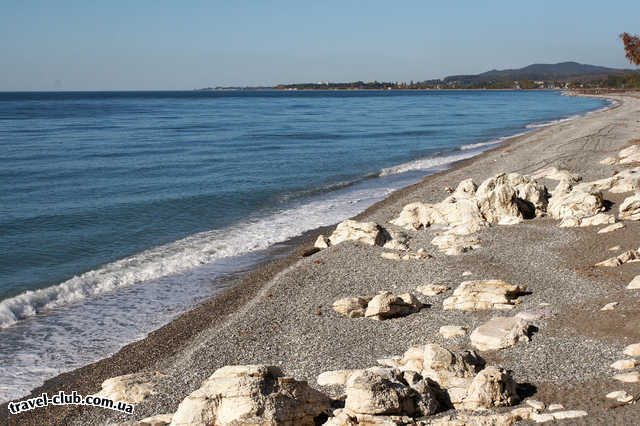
[105,343,585,425]
[317,343,525,425]
[442,280,526,311]
[170,365,330,425]
[603,342,640,409]
[333,291,423,320]
[595,248,640,267]
[390,173,549,255]
[611,343,640,384]
[601,142,640,165]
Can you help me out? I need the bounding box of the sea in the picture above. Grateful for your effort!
[0,90,609,402]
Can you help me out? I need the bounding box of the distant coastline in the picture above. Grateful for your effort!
[196,61,640,91]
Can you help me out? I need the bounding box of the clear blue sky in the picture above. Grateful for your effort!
[1,0,639,90]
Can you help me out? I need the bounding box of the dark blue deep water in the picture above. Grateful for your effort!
[0,90,608,401]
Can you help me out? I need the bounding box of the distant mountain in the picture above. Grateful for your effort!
[443,62,636,85]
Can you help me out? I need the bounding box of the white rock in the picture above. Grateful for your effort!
[619,193,640,220]
[547,403,564,411]
[458,366,519,411]
[558,213,615,227]
[344,368,440,416]
[548,188,605,221]
[526,399,546,411]
[95,372,166,404]
[601,302,618,311]
[619,144,640,163]
[623,343,640,357]
[390,173,547,237]
[439,325,467,338]
[606,390,634,403]
[613,371,640,383]
[551,410,588,420]
[443,280,525,311]
[598,222,625,234]
[169,365,329,426]
[415,284,449,296]
[475,174,525,223]
[462,271,473,276]
[608,246,621,252]
[470,316,531,351]
[317,370,361,386]
[431,233,481,255]
[333,296,372,318]
[364,292,422,320]
[610,168,640,193]
[611,359,638,370]
[595,249,640,267]
[329,220,385,247]
[628,275,640,290]
[390,344,483,406]
[314,235,330,249]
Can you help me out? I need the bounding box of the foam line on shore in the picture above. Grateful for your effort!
[0,182,398,329]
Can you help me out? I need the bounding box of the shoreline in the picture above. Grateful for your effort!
[2,92,636,425]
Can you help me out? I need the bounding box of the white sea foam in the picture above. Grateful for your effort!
[459,132,527,151]
[0,181,400,330]
[379,132,526,176]
[525,115,581,129]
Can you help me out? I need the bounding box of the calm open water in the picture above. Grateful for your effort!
[0,90,608,401]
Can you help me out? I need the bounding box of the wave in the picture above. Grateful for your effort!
[0,183,393,329]
[379,150,479,176]
[379,131,529,176]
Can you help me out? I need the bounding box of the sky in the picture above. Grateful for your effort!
[1,0,639,91]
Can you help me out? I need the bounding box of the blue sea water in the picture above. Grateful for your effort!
[0,90,608,401]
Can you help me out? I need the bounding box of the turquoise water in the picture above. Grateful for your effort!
[0,90,607,401]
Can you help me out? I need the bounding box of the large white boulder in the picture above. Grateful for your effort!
[475,174,525,223]
[364,292,422,320]
[619,144,640,164]
[458,366,519,411]
[558,212,615,227]
[443,280,525,311]
[328,220,385,246]
[332,296,373,318]
[470,316,532,351]
[333,292,422,321]
[547,187,605,220]
[95,371,166,404]
[169,365,330,426]
[623,343,640,357]
[344,368,440,417]
[431,233,481,256]
[619,193,640,220]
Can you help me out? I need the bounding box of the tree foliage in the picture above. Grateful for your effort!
[620,32,640,66]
